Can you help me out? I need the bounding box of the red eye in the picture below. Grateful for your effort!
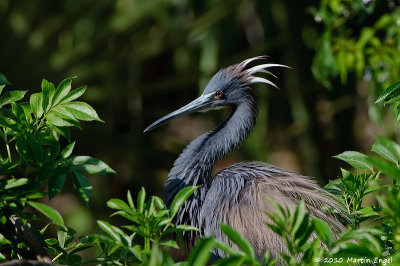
[215,91,223,98]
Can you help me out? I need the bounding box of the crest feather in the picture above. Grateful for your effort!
[227,56,290,89]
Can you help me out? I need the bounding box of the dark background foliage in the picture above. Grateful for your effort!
[1,0,399,236]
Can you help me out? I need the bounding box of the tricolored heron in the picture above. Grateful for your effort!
[144,56,346,259]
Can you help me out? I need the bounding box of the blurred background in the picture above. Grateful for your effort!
[1,0,400,237]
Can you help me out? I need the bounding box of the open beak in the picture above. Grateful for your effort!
[143,93,214,132]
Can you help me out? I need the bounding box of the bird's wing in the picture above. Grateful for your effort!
[200,161,347,259]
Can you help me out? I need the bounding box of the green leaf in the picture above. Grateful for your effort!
[11,103,27,125]
[214,239,243,257]
[127,190,135,209]
[373,136,400,164]
[375,81,400,104]
[372,141,398,164]
[175,224,199,232]
[291,200,306,236]
[0,116,19,131]
[219,223,255,259]
[312,218,333,246]
[97,220,120,242]
[0,107,17,120]
[159,239,179,249]
[4,178,29,189]
[356,206,380,220]
[107,199,132,213]
[137,187,146,213]
[28,201,64,226]
[16,132,44,164]
[324,179,342,194]
[49,105,82,129]
[294,211,310,240]
[52,77,73,106]
[187,237,215,266]
[170,186,199,219]
[30,92,44,118]
[70,155,115,174]
[152,196,165,209]
[336,228,383,244]
[25,132,44,164]
[40,224,51,234]
[48,174,67,200]
[0,72,12,85]
[334,151,373,171]
[48,124,71,141]
[367,157,400,180]
[46,112,78,128]
[0,90,27,107]
[60,86,86,104]
[72,170,92,205]
[0,161,19,175]
[385,92,400,105]
[45,238,58,246]
[60,141,75,159]
[62,101,103,122]
[20,103,33,125]
[57,227,68,249]
[295,218,314,248]
[41,79,55,112]
[0,85,4,95]
[396,107,400,122]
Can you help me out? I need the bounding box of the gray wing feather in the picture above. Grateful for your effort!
[200,161,347,259]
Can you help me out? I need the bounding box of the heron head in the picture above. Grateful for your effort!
[144,56,289,132]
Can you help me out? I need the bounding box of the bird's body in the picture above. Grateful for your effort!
[145,56,346,259]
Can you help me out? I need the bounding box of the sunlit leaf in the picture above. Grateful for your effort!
[170,186,199,219]
[137,187,146,213]
[159,239,179,249]
[28,201,64,226]
[334,151,373,171]
[4,178,29,189]
[60,141,75,159]
[70,155,115,174]
[0,90,27,107]
[50,105,82,129]
[41,79,55,112]
[97,220,120,242]
[30,93,43,119]
[375,81,400,104]
[52,77,73,106]
[127,190,135,210]
[57,227,67,249]
[46,112,78,128]
[373,136,400,164]
[60,86,86,104]
[107,199,132,213]
[62,101,103,122]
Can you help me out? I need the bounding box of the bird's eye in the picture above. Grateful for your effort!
[215,91,223,98]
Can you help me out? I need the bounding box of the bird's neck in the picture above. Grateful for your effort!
[164,96,258,205]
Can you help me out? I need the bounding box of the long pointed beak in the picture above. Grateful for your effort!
[143,93,214,132]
